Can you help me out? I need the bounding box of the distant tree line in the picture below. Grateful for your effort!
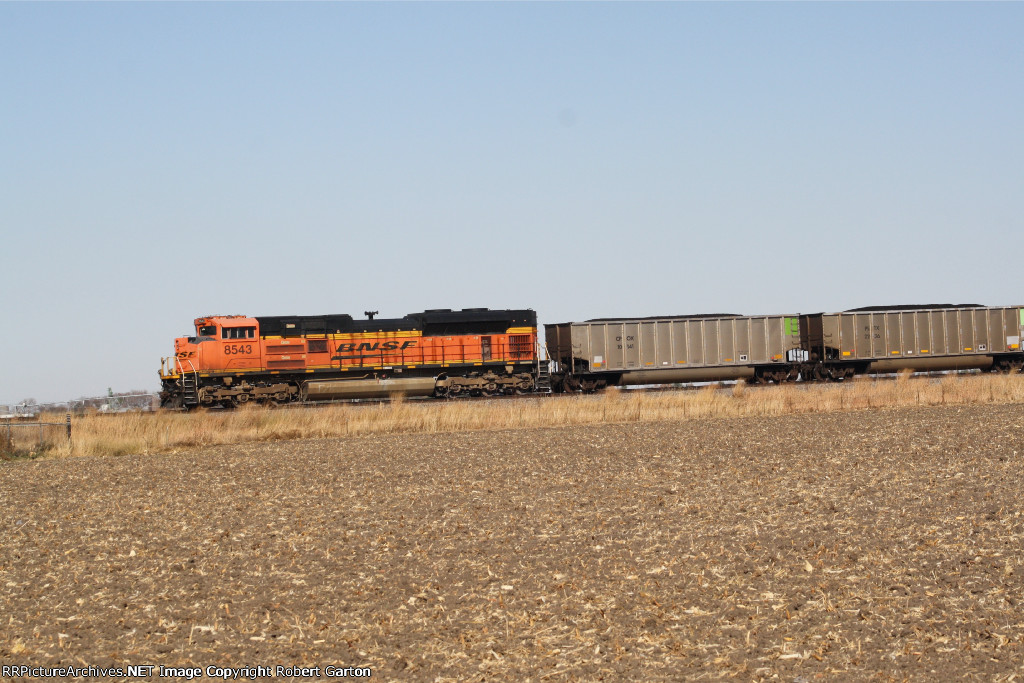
[1,389,157,417]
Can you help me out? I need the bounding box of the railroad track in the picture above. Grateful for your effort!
[166,368,994,413]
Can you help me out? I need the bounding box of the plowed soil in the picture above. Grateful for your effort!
[2,404,1024,681]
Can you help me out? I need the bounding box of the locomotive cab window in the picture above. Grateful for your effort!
[222,326,256,340]
[198,325,217,337]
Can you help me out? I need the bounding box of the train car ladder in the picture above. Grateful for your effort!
[181,360,199,407]
[535,359,552,393]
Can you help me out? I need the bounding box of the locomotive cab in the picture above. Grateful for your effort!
[192,316,262,372]
[160,317,262,380]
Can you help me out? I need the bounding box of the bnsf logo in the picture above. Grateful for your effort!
[335,341,417,353]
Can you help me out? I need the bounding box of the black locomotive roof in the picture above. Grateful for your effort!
[256,308,535,337]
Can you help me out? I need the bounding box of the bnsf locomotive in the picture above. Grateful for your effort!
[159,308,540,408]
[160,303,1024,408]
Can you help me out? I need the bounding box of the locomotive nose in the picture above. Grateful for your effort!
[171,337,199,367]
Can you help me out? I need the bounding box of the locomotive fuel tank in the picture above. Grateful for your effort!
[304,377,438,400]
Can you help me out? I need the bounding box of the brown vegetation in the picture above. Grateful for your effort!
[29,372,1024,459]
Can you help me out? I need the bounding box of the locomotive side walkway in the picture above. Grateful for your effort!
[1,403,1023,680]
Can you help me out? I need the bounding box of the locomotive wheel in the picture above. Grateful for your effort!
[515,378,535,395]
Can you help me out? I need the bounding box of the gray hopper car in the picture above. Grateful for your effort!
[546,314,804,392]
[548,305,1024,391]
[805,305,1024,376]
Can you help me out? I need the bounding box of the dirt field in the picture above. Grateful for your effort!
[2,403,1024,681]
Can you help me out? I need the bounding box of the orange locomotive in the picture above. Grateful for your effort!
[159,308,540,409]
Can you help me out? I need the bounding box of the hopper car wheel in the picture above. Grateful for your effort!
[991,359,1010,373]
[757,369,786,384]
[995,359,1024,374]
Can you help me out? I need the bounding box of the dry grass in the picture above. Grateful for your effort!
[30,372,1024,459]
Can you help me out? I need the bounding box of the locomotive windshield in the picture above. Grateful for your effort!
[222,326,255,339]
[198,325,217,337]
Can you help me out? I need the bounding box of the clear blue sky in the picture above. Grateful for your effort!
[2,3,1023,404]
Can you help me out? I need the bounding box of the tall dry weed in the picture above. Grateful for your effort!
[732,380,746,399]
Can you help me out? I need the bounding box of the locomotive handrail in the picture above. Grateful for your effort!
[183,359,198,384]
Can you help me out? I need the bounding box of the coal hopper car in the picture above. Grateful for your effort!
[547,305,1024,390]
[546,313,805,392]
[802,304,1024,378]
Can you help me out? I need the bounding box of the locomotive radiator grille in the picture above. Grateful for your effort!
[509,334,533,359]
